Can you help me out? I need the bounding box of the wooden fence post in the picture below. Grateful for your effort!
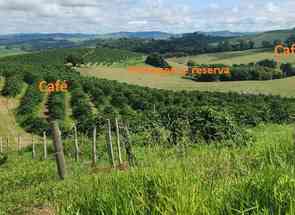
[43,131,47,160]
[106,119,115,168]
[74,125,79,162]
[92,126,97,166]
[32,135,36,159]
[123,123,136,167]
[0,137,3,153]
[51,121,66,180]
[17,135,22,153]
[115,118,122,165]
[6,136,9,152]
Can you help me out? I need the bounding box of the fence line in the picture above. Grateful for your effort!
[0,119,140,171]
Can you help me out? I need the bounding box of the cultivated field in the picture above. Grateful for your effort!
[0,47,27,58]
[168,49,295,65]
[0,78,32,145]
[80,49,295,97]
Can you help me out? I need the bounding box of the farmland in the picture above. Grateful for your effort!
[168,48,295,65]
[0,44,295,215]
[1,124,295,214]
[80,48,295,97]
[0,47,27,58]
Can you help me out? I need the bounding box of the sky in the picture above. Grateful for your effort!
[0,0,295,34]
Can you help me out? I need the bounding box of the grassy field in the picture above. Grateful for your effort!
[79,48,295,97]
[0,77,32,147]
[229,28,295,48]
[1,124,295,214]
[168,48,295,65]
[0,47,27,58]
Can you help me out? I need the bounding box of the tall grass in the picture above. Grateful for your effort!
[0,124,295,214]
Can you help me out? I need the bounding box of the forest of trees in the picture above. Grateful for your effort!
[261,35,295,48]
[96,33,256,57]
[186,59,295,82]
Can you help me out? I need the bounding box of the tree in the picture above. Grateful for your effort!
[285,35,295,47]
[187,60,196,67]
[256,59,277,68]
[248,40,255,49]
[65,54,84,67]
[273,39,283,46]
[262,40,272,48]
[280,63,295,77]
[145,54,171,68]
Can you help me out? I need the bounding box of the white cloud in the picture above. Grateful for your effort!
[0,0,294,34]
[266,2,279,12]
[128,20,148,25]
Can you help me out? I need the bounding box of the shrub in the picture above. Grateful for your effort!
[0,153,7,166]
[145,54,171,68]
[256,59,277,68]
[189,107,252,144]
[2,75,23,97]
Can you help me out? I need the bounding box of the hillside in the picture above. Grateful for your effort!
[168,48,295,65]
[80,48,295,97]
[1,45,295,215]
[96,31,175,40]
[1,124,295,214]
[230,28,295,48]
[0,33,97,51]
[0,77,32,146]
[0,47,143,66]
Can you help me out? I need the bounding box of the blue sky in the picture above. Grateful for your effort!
[0,0,294,34]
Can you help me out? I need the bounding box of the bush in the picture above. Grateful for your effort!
[145,54,171,68]
[65,54,84,67]
[0,153,7,166]
[2,75,23,97]
[281,63,295,77]
[189,107,252,144]
[47,92,65,121]
[256,59,277,68]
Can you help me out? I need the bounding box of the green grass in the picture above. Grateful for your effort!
[168,48,295,65]
[79,48,295,97]
[1,124,295,214]
[80,65,295,97]
[0,77,32,146]
[0,47,27,58]
[229,28,295,48]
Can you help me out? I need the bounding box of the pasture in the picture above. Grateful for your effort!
[168,48,295,65]
[79,48,295,97]
[1,124,295,214]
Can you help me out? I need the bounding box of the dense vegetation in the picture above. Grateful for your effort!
[186,59,295,82]
[0,49,295,143]
[0,45,295,214]
[1,74,24,97]
[145,54,171,68]
[96,33,255,57]
[1,125,295,214]
[0,47,142,66]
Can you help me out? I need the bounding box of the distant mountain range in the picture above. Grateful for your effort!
[96,31,176,40]
[96,31,256,39]
[0,33,97,45]
[0,28,294,51]
[199,31,257,37]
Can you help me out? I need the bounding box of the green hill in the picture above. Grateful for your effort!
[230,28,295,48]
[0,47,143,66]
[82,49,295,97]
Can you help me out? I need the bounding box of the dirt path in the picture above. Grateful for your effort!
[0,77,34,149]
